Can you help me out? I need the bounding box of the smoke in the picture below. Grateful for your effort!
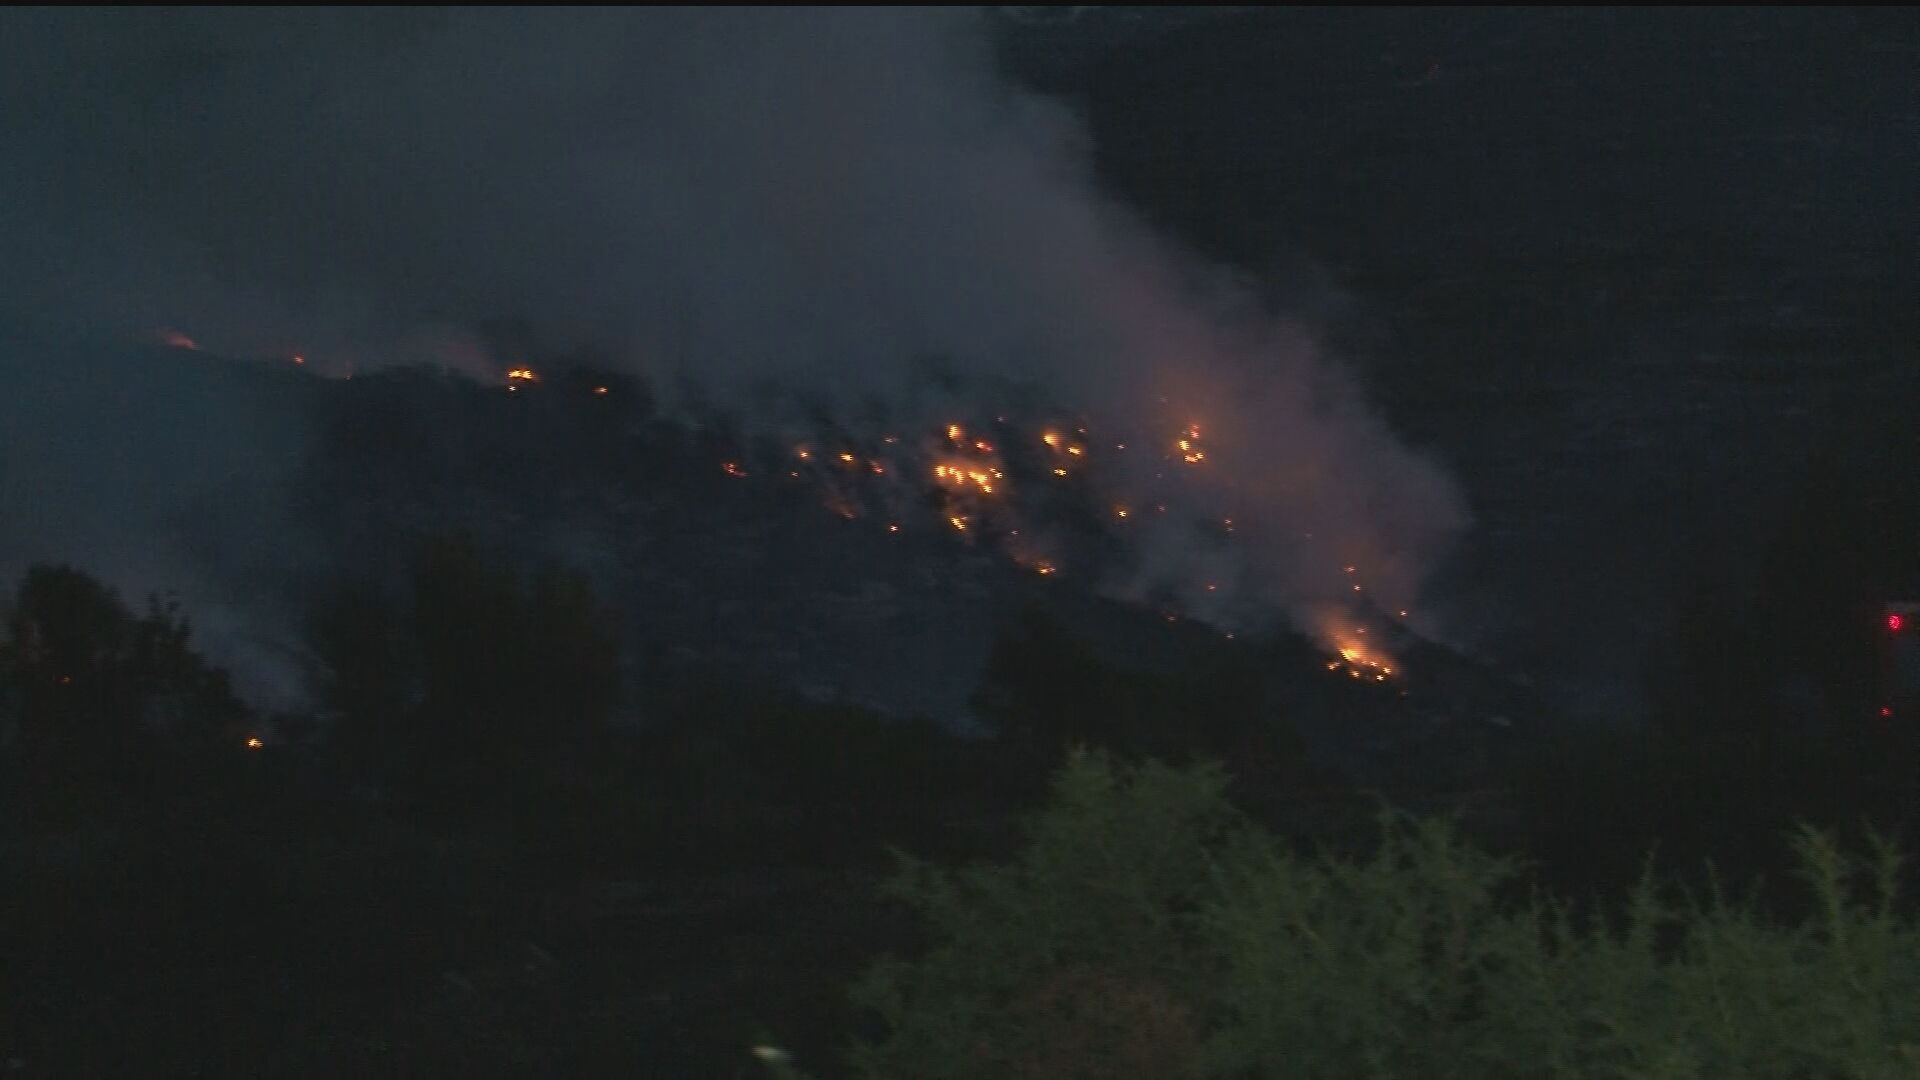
[0,8,1465,675]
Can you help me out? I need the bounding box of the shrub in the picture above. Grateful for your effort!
[842,751,1920,1080]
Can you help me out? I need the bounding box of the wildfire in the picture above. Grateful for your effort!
[933,463,1001,495]
[1176,424,1206,464]
[1329,630,1396,682]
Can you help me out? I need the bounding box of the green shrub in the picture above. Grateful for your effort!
[843,751,1920,1080]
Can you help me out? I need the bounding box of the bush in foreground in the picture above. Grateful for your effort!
[833,751,1920,1080]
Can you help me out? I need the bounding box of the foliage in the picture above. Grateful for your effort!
[0,564,248,818]
[850,750,1920,1080]
[306,532,620,808]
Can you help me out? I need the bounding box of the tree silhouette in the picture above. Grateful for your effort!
[307,534,621,809]
[0,565,247,818]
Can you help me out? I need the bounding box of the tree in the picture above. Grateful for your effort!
[307,534,621,806]
[0,565,247,817]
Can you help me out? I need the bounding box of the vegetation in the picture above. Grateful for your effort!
[6,555,1920,1077]
[843,751,1920,1080]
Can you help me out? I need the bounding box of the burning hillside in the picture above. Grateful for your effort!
[477,361,1418,683]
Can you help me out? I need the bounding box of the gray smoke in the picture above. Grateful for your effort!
[0,8,1466,687]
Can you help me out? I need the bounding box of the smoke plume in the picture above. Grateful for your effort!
[0,8,1466,680]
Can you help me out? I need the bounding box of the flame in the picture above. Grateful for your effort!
[1042,432,1062,448]
[1052,467,1068,477]
[245,736,263,750]
[1329,628,1396,681]
[1176,423,1206,464]
[947,423,963,442]
[933,462,1001,496]
[505,368,538,382]
[838,452,857,465]
[1066,445,1084,456]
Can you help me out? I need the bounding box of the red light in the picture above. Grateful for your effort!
[1890,613,1905,633]
[1881,706,1894,719]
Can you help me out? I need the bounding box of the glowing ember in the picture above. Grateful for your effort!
[1066,445,1084,456]
[1042,432,1062,448]
[948,514,969,531]
[974,439,994,453]
[722,462,747,478]
[593,386,609,395]
[795,447,813,461]
[505,368,538,382]
[887,523,900,533]
[1115,506,1130,518]
[1052,467,1068,477]
[1177,424,1207,464]
[838,452,857,464]
[869,461,885,474]
[947,424,963,442]
[291,355,306,365]
[1891,613,1905,633]
[245,736,263,750]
